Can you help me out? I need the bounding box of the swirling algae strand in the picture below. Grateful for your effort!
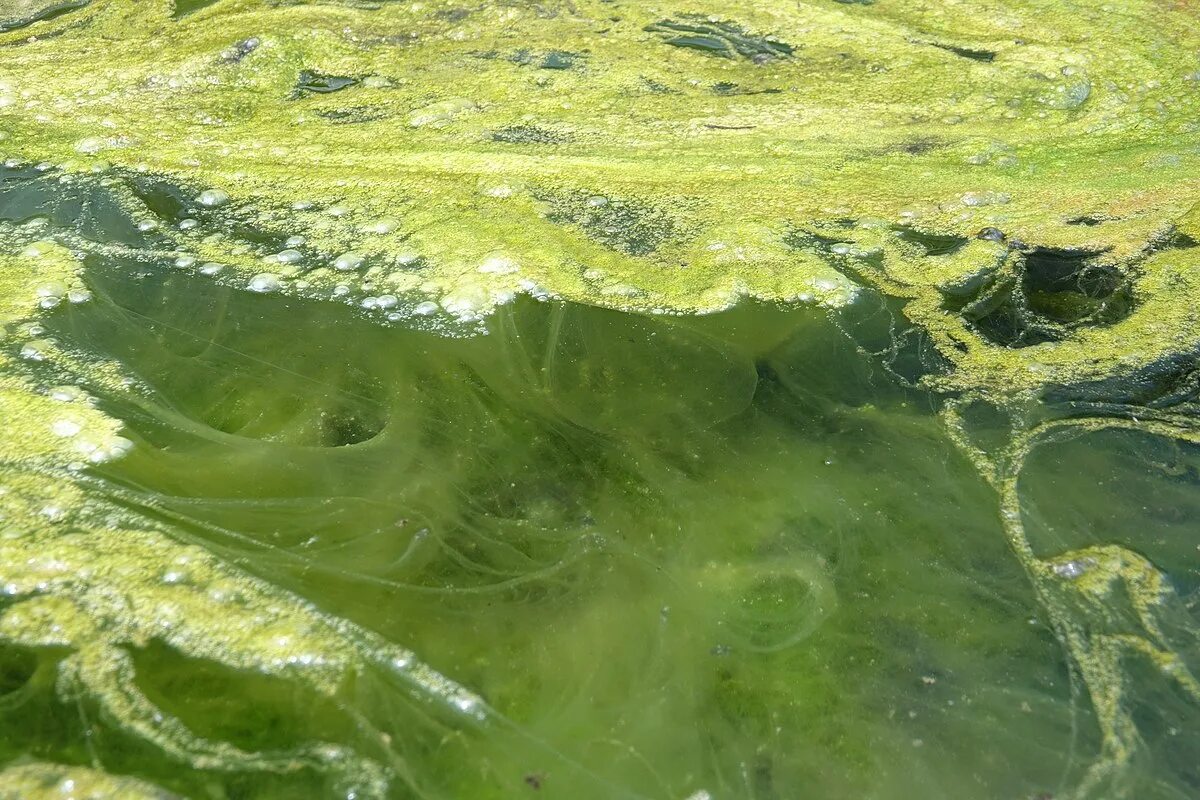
[0,0,1197,797]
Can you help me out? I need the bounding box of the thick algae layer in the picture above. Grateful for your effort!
[0,0,1197,798]
[0,0,1195,389]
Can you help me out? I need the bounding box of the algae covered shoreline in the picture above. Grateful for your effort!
[0,0,1198,798]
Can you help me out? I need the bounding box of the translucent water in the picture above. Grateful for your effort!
[0,252,1189,798]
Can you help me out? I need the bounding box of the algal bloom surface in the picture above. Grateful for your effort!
[0,1,1198,798]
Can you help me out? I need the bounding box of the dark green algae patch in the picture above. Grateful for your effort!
[0,0,1198,798]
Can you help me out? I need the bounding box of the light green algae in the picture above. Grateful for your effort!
[0,0,1198,797]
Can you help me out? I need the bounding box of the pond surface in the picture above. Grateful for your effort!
[0,1,1198,797]
[0,251,1192,799]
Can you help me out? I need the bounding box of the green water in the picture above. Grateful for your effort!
[0,256,1152,798]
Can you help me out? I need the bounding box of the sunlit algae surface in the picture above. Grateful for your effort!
[0,0,1197,798]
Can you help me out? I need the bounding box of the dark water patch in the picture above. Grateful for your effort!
[711,82,782,96]
[1043,345,1200,410]
[539,50,580,70]
[1022,247,1133,325]
[0,645,38,698]
[0,167,148,245]
[893,226,968,256]
[128,174,193,222]
[645,17,794,61]
[292,70,360,99]
[316,106,388,124]
[173,0,220,19]
[0,0,89,32]
[901,138,942,155]
[1021,428,1200,599]
[958,247,1136,347]
[923,41,996,62]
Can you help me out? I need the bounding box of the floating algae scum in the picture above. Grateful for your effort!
[0,0,1198,797]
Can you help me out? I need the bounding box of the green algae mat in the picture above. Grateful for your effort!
[0,0,1199,797]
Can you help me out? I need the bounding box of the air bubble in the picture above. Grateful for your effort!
[87,436,133,463]
[408,97,478,128]
[451,692,483,717]
[67,289,92,304]
[178,218,199,230]
[247,273,282,293]
[48,386,85,402]
[478,256,518,274]
[376,294,398,309]
[34,281,67,300]
[50,419,82,437]
[412,300,438,316]
[74,137,106,154]
[334,252,364,271]
[174,255,197,269]
[199,262,224,276]
[197,189,230,207]
[961,191,1011,207]
[363,219,399,234]
[273,249,304,264]
[1052,559,1091,579]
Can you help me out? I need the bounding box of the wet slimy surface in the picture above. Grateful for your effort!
[0,1,1198,798]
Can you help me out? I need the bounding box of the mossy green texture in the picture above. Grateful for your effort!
[0,0,1198,360]
[0,0,1197,797]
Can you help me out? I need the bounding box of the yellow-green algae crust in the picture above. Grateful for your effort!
[1,0,1199,340]
[1,0,1200,797]
[0,762,178,799]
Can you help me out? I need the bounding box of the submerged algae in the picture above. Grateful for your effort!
[3,268,1107,799]
[0,0,1196,797]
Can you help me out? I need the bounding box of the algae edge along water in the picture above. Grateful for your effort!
[5,232,1097,800]
[1,184,1196,799]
